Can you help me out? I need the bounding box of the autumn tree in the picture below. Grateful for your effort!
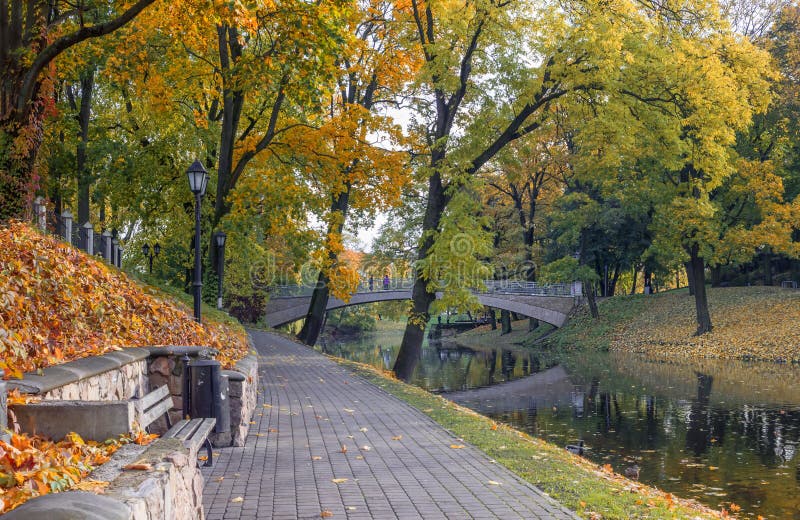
[586,1,776,334]
[0,0,155,221]
[390,0,648,380]
[296,0,416,346]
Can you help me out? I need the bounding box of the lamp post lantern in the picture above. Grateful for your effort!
[187,160,209,323]
[213,231,226,309]
[142,242,160,274]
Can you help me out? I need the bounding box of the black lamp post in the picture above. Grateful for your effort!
[142,242,161,274]
[187,160,209,323]
[213,231,226,309]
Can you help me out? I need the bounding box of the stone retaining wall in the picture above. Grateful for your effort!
[5,345,257,446]
[223,354,258,447]
[7,349,150,401]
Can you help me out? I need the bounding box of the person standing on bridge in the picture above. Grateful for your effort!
[369,275,374,291]
[383,274,390,290]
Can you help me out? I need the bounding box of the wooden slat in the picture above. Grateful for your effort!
[184,419,215,452]
[163,419,189,439]
[139,398,172,428]
[135,385,170,413]
[174,419,202,442]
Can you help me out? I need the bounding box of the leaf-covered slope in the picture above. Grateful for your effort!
[548,286,800,363]
[0,222,248,377]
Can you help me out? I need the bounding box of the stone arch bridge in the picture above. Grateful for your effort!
[264,280,582,329]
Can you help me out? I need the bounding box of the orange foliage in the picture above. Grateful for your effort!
[0,222,248,378]
[0,431,129,513]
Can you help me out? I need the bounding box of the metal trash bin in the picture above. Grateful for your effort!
[185,359,230,435]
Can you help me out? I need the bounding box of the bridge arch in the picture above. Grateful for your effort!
[264,289,576,329]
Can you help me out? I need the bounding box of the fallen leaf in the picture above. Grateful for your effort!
[491,423,498,431]
[312,456,322,461]
[321,511,333,518]
[331,478,348,484]
[450,444,465,449]
[268,428,278,433]
[73,480,110,493]
[359,427,368,433]
[123,463,153,471]
[263,404,272,408]
[355,455,364,460]
[340,445,348,453]
[391,435,403,441]
[198,455,208,461]
[361,445,371,451]
[343,408,355,413]
[231,497,244,503]
[487,480,502,486]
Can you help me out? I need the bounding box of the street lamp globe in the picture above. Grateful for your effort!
[215,231,226,248]
[187,160,209,196]
[142,243,150,257]
[154,243,161,256]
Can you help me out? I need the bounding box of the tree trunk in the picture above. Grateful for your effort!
[710,265,721,288]
[297,187,351,346]
[296,271,331,346]
[76,70,95,224]
[500,309,512,334]
[489,309,497,330]
[688,244,712,335]
[393,276,437,381]
[609,264,620,296]
[630,267,638,295]
[585,280,600,318]
[685,261,695,296]
[394,170,447,381]
[763,247,772,286]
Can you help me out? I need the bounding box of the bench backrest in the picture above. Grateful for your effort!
[135,385,172,429]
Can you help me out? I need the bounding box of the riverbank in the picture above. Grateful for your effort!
[336,358,728,519]
[456,286,800,364]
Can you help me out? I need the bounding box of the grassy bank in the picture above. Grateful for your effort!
[336,358,726,519]
[452,286,800,364]
[545,286,800,363]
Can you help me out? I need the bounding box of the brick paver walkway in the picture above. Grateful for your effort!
[202,330,577,519]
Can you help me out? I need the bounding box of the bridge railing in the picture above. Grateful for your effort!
[268,279,582,298]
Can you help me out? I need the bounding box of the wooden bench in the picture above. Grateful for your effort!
[163,417,216,467]
[133,384,173,432]
[133,385,216,466]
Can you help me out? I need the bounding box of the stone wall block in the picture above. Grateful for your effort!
[149,356,172,378]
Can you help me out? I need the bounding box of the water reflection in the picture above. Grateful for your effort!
[318,330,800,518]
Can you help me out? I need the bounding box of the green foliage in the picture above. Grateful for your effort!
[540,256,598,284]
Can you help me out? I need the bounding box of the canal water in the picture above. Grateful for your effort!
[317,326,800,518]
